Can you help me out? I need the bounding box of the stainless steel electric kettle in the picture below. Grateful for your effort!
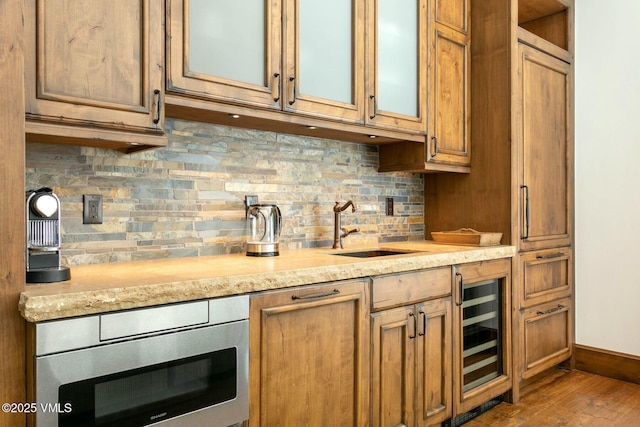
[246,204,282,257]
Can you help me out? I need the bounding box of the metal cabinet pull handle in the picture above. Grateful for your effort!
[408,312,417,339]
[455,272,464,306]
[536,252,564,260]
[418,310,426,336]
[369,95,377,119]
[431,136,438,158]
[536,304,565,316]
[520,185,530,239]
[288,76,297,105]
[152,89,161,124]
[291,289,340,300]
[272,73,281,102]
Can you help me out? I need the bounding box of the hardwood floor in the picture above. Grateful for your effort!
[464,370,640,426]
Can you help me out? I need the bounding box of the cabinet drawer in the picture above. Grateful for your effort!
[371,267,451,310]
[519,248,572,308]
[520,297,572,379]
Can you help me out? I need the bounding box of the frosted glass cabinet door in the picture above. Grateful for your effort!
[378,1,417,116]
[284,0,364,122]
[189,0,265,86]
[298,0,351,103]
[367,0,427,132]
[166,0,282,109]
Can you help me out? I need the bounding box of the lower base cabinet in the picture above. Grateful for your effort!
[249,279,370,427]
[371,297,452,427]
[248,259,515,426]
[369,267,453,427]
[515,248,573,393]
[519,297,573,380]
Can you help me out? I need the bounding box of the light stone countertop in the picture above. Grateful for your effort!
[19,241,516,322]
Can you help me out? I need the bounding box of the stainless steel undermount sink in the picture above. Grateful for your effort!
[331,249,414,258]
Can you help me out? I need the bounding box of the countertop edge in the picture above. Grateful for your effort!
[20,244,516,322]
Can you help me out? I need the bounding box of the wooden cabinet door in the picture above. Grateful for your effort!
[453,259,512,415]
[519,247,572,309]
[416,297,452,427]
[366,0,428,133]
[520,297,572,380]
[427,0,470,167]
[371,306,416,427]
[282,0,364,122]
[517,43,573,251]
[249,280,370,427]
[167,0,282,110]
[25,0,164,134]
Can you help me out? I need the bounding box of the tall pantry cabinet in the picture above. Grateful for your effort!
[424,0,574,402]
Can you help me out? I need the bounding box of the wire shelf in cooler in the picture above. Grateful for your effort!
[463,311,497,327]
[463,339,498,359]
[462,294,497,309]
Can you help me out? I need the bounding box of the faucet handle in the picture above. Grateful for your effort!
[340,227,360,237]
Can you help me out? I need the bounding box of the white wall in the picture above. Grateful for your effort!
[575,0,640,356]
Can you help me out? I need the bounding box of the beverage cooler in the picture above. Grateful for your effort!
[451,259,513,424]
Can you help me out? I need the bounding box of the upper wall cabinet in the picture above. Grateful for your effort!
[378,0,470,173]
[165,0,438,146]
[428,0,471,166]
[166,0,364,124]
[365,0,428,133]
[24,0,167,153]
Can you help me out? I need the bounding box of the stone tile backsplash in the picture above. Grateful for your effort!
[25,119,424,265]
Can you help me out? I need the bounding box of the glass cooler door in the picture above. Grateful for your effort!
[461,278,503,392]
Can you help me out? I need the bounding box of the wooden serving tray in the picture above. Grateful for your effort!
[431,228,502,246]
